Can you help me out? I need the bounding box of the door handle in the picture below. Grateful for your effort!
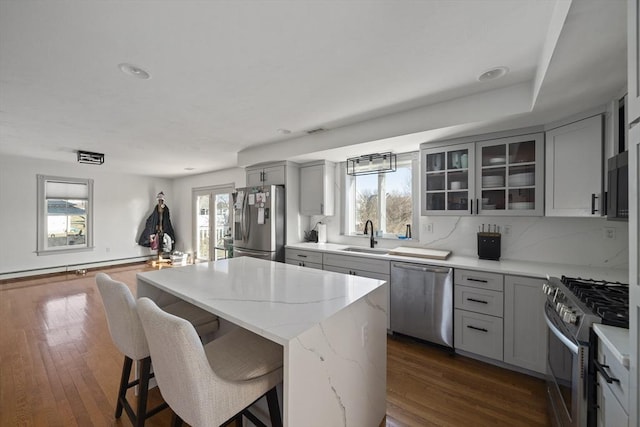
[466,325,488,333]
[467,298,488,304]
[593,360,620,384]
[467,277,488,283]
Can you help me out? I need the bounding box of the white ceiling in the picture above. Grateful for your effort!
[0,0,627,178]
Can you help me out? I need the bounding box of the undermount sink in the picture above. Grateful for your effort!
[341,247,390,255]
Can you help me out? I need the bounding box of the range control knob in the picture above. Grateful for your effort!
[542,283,555,295]
[562,310,578,324]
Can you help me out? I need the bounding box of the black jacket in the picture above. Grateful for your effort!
[138,205,176,247]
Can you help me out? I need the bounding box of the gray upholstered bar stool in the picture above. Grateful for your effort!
[136,297,284,427]
[95,273,219,427]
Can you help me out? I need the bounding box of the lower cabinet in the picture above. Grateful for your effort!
[454,309,504,360]
[323,253,391,329]
[503,275,547,374]
[454,269,547,375]
[596,331,630,427]
[284,248,323,269]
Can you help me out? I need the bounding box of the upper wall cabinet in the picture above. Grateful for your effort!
[300,161,335,216]
[246,163,286,186]
[421,132,544,216]
[629,0,640,126]
[545,115,604,217]
[422,142,475,215]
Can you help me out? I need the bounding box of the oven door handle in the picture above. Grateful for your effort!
[544,309,579,354]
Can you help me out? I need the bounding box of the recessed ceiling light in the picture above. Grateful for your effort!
[118,63,151,80]
[277,128,292,135]
[478,66,509,82]
[184,167,195,171]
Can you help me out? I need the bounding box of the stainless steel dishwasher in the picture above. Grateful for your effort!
[390,261,453,348]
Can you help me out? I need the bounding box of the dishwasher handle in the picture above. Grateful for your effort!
[391,262,451,274]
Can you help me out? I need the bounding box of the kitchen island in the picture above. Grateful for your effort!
[137,257,387,427]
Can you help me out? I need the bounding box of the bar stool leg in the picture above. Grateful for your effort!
[266,387,282,427]
[115,356,133,418]
[136,356,152,427]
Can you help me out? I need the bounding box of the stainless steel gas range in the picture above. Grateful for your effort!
[542,276,629,427]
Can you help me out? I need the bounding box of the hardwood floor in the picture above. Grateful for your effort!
[1,264,549,426]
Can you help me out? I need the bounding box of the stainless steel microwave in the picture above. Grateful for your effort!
[606,151,628,221]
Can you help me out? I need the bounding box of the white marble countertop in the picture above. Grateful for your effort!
[285,242,628,283]
[593,323,630,368]
[137,257,386,346]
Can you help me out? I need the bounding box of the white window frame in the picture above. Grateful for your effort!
[341,151,420,240]
[192,183,234,262]
[37,175,94,255]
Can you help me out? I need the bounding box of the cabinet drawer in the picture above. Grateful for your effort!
[323,265,390,282]
[285,249,323,265]
[455,269,503,292]
[597,339,630,413]
[323,253,390,275]
[454,309,503,361]
[454,285,503,317]
[285,259,323,270]
[598,372,629,426]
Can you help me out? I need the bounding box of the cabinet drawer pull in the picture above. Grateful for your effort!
[467,277,489,283]
[593,360,620,384]
[296,254,308,258]
[467,325,488,333]
[467,298,488,304]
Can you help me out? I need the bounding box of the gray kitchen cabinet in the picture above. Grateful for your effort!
[454,309,504,360]
[629,0,640,126]
[246,163,286,186]
[421,131,544,216]
[421,142,475,215]
[323,253,391,329]
[454,268,504,361]
[545,115,604,217]
[596,332,630,427]
[285,248,323,269]
[300,161,335,216]
[503,275,547,374]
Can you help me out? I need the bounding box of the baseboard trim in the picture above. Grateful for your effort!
[0,256,154,282]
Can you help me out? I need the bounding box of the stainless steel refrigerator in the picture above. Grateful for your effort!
[232,185,285,262]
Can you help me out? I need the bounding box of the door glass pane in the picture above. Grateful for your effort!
[426,152,445,171]
[213,194,230,260]
[481,190,505,210]
[426,193,445,211]
[508,188,535,210]
[447,191,468,210]
[196,195,210,261]
[447,149,468,170]
[509,140,535,163]
[426,172,445,191]
[481,167,505,188]
[482,145,506,166]
[508,164,535,187]
[448,170,468,190]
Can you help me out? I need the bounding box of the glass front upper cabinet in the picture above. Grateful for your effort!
[421,133,544,216]
[422,143,475,215]
[476,133,544,216]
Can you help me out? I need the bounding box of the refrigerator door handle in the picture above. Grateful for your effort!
[242,192,250,241]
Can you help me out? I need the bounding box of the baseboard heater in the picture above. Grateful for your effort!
[0,256,154,281]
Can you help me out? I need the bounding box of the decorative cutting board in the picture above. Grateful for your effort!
[388,246,451,260]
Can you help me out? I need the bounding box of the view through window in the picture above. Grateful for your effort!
[352,155,415,237]
[37,175,93,254]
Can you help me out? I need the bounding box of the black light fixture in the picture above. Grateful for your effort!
[347,152,397,176]
[77,150,104,165]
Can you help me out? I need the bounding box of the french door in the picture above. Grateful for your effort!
[193,185,233,262]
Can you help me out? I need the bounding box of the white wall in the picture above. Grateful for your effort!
[0,155,171,277]
[170,167,246,255]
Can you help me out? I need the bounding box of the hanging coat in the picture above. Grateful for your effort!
[138,205,176,247]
